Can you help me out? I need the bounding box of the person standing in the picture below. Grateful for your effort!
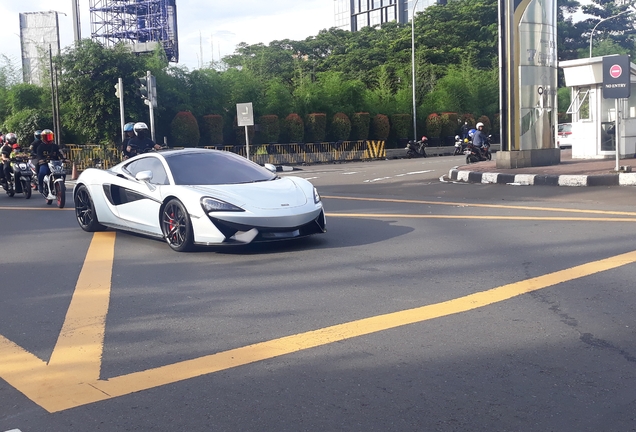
[461,121,470,140]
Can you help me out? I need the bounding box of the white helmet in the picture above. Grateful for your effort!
[133,122,148,135]
[455,135,460,140]
[476,122,484,128]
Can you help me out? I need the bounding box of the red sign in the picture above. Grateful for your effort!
[610,64,622,79]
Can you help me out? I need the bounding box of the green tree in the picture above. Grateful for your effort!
[56,39,146,144]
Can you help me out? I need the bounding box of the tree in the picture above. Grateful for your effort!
[56,39,147,144]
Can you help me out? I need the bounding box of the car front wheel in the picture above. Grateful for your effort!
[161,199,194,252]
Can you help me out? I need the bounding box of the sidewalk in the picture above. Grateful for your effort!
[448,149,636,186]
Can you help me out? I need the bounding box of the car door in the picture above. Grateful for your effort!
[115,155,170,236]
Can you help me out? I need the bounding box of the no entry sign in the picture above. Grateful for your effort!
[603,55,631,99]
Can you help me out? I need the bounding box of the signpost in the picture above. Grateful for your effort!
[602,55,631,171]
[236,102,254,160]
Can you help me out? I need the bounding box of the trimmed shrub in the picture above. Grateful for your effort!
[477,115,491,134]
[330,112,351,141]
[370,114,390,141]
[305,113,327,142]
[390,114,411,139]
[200,114,224,145]
[259,115,280,143]
[440,112,459,137]
[351,112,370,140]
[425,113,442,140]
[281,113,304,143]
[170,111,200,147]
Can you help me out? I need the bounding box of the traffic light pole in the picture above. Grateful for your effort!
[118,77,125,142]
[145,70,156,142]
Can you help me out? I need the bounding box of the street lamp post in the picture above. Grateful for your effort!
[411,0,420,141]
[589,9,630,58]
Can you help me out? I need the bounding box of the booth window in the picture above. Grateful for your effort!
[627,83,636,118]
[567,87,590,121]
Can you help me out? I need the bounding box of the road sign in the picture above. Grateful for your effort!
[603,55,631,99]
[237,102,254,126]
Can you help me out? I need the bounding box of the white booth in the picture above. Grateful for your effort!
[559,56,636,159]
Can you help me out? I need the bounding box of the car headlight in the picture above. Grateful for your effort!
[313,187,321,204]
[201,197,244,213]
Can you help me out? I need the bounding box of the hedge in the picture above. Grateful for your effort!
[426,113,442,139]
[330,112,351,141]
[351,112,370,140]
[390,113,411,139]
[200,114,224,145]
[281,113,304,143]
[170,111,200,147]
[305,113,327,143]
[259,114,280,143]
[371,114,390,141]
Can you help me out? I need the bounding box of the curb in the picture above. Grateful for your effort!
[448,167,636,186]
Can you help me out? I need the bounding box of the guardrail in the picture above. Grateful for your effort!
[65,142,502,173]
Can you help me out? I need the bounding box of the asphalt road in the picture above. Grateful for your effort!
[1,155,636,431]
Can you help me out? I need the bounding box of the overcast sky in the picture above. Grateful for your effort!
[0,0,335,71]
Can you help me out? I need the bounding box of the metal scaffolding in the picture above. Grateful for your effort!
[89,0,179,62]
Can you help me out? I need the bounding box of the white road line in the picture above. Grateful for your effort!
[364,177,392,183]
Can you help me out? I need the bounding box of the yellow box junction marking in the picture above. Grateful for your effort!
[2,229,636,412]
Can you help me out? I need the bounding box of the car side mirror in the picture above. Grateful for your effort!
[136,170,153,182]
[264,163,277,173]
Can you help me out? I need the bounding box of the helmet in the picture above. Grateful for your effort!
[5,133,17,144]
[476,122,484,129]
[133,122,148,135]
[455,135,460,140]
[12,143,20,150]
[41,129,54,143]
[34,130,42,139]
[124,122,135,132]
[421,136,428,141]
[468,129,477,138]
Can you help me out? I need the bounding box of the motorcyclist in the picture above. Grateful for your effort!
[36,129,64,193]
[1,133,18,187]
[29,130,43,189]
[472,122,489,158]
[473,123,488,147]
[126,122,160,156]
[121,122,136,159]
[9,143,29,193]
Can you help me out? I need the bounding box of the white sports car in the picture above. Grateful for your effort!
[73,148,326,251]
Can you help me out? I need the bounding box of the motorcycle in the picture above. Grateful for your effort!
[405,139,427,158]
[453,136,467,156]
[39,159,67,208]
[3,155,33,199]
[464,135,492,164]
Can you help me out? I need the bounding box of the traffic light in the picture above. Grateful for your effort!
[135,75,149,100]
[114,82,121,99]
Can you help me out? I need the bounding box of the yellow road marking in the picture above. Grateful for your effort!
[323,195,636,217]
[326,213,636,222]
[48,232,116,381]
[2,232,636,412]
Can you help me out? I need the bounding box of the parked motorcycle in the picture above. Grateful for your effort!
[3,155,33,199]
[40,160,67,208]
[405,138,428,158]
[453,135,466,156]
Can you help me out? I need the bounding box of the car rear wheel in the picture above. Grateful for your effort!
[161,199,193,252]
[74,184,106,232]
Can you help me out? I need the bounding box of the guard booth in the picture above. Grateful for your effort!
[559,56,636,159]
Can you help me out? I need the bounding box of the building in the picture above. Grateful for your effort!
[334,0,444,32]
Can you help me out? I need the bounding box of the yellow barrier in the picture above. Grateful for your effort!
[65,140,386,172]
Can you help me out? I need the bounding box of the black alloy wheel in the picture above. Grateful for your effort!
[74,185,106,232]
[161,199,194,252]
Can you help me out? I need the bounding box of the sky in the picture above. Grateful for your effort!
[0,0,336,71]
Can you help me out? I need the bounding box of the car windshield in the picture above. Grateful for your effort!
[163,150,277,185]
[558,124,572,133]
